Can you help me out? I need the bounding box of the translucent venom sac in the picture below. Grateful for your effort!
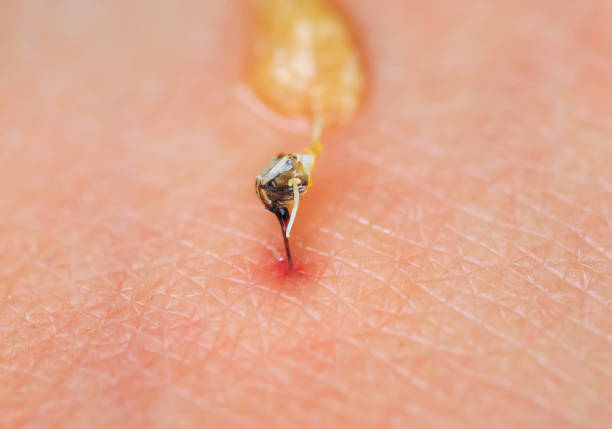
[248,0,365,125]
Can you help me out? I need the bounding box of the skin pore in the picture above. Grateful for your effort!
[1,0,611,428]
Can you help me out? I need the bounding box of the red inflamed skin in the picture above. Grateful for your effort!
[1,1,611,428]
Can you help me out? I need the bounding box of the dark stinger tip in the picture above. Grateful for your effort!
[273,208,293,268]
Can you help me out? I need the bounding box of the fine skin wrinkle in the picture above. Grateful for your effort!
[0,0,611,428]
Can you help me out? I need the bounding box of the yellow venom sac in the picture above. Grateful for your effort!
[249,0,365,125]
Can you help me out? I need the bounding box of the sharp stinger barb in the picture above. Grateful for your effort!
[274,208,292,267]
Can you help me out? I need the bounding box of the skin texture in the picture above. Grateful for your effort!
[1,0,611,428]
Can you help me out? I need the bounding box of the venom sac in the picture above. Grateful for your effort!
[248,0,366,126]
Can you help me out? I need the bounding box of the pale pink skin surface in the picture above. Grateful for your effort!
[1,1,611,428]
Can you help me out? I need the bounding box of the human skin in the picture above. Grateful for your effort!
[1,0,611,428]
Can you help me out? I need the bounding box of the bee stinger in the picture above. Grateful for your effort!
[255,137,322,267]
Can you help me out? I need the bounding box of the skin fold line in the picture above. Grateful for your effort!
[250,0,366,269]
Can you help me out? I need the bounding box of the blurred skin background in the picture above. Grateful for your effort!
[1,1,611,428]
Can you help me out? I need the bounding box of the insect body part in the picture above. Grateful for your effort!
[255,152,316,266]
[285,178,302,238]
[249,0,365,126]
[255,153,314,212]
